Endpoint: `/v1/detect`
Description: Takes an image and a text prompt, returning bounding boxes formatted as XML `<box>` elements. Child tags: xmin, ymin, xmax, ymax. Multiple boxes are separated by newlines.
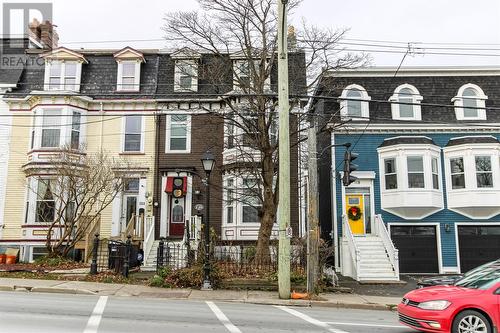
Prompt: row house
<box><xmin>315</xmin><ymin>67</ymin><xmax>500</xmax><ymax>281</ymax></box>
<box><xmin>0</xmin><ymin>27</ymin><xmax>306</xmax><ymax>263</ymax></box>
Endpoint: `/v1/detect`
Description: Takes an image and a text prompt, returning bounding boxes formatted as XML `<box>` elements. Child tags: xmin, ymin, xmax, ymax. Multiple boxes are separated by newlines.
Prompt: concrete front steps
<box><xmin>354</xmin><ymin>236</ymin><xmax>399</xmax><ymax>282</ymax></box>
<box><xmin>142</xmin><ymin>239</ymin><xmax>187</xmax><ymax>271</ymax></box>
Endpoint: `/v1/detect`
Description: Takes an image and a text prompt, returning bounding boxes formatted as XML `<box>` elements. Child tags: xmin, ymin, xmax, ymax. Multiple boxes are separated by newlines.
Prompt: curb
<box><xmin>30</xmin><ymin>287</ymin><xmax>96</xmax><ymax>295</ymax></box>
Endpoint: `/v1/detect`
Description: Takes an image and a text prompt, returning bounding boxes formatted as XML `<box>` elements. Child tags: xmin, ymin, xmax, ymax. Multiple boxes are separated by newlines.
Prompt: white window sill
<box><xmin>165</xmin><ymin>150</ymin><xmax>191</xmax><ymax>154</ymax></box>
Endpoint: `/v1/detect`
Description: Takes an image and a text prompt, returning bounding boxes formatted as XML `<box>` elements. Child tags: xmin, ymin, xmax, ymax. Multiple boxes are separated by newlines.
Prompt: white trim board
<box><xmin>387</xmin><ymin>222</ymin><xmax>444</xmax><ymax>274</ymax></box>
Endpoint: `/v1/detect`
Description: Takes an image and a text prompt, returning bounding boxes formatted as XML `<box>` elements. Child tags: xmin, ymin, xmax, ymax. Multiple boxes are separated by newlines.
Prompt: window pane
<box><xmin>171</xmin><ymin>124</ymin><xmax>187</xmax><ymax>137</ymax></box>
<box><xmin>37</xmin><ymin>180</ymin><xmax>52</xmax><ymax>199</ymax></box>
<box><xmin>385</xmin><ymin>174</ymin><xmax>397</xmax><ymax>189</ymax></box>
<box><xmin>463</xmin><ymin>98</ymin><xmax>478</xmax><ymax>118</ymax></box>
<box><xmin>475</xmin><ymin>156</ymin><xmax>491</xmax><ymax>171</ymax></box>
<box><xmin>179</xmin><ymin>76</ymin><xmax>192</xmax><ymax>89</ymax></box>
<box><xmin>452</xmin><ymin>174</ymin><xmax>465</xmax><ymax>189</ymax></box>
<box><xmin>36</xmin><ymin>200</ymin><xmax>55</xmax><ymax>222</ymax></box>
<box><xmin>477</xmin><ymin>173</ymin><xmax>493</xmax><ymax>188</ymax></box>
<box><xmin>125</xmin><ymin>116</ymin><xmax>141</xmax><ymax>133</ymax></box>
<box><xmin>72</xmin><ymin>112</ymin><xmax>81</xmax><ymax>131</ymax></box>
<box><xmin>170</xmin><ymin>138</ymin><xmax>187</xmax><ymax>150</ymax></box>
<box><xmin>347</xmin><ymin>100</ymin><xmax>362</xmax><ymax>117</ymax></box>
<box><xmin>64</xmin><ymin>62</ymin><xmax>77</xmax><ymax>77</ymax></box>
<box><xmin>71</xmin><ymin>130</ymin><xmax>80</xmax><ymax>149</ymax></box>
<box><xmin>121</xmin><ymin>77</ymin><xmax>135</xmax><ymax>89</ymax></box>
<box><xmin>64</xmin><ymin>77</ymin><xmax>76</xmax><ymax>90</ymax></box>
<box><xmin>408</xmin><ymin>174</ymin><xmax>425</xmax><ymax>188</ymax></box>
<box><xmin>384</xmin><ymin>159</ymin><xmax>396</xmax><ymax>174</ymax></box>
<box><xmin>242</xmin><ymin>206</ymin><xmax>259</xmax><ymax>223</ymax></box>
<box><xmin>432</xmin><ymin>158</ymin><xmax>438</xmax><ymax>173</ymax></box>
<box><xmin>43</xmin><ymin>111</ymin><xmax>61</xmax><ymax>127</ymax></box>
<box><xmin>41</xmin><ymin>129</ymin><xmax>60</xmax><ymax>147</ymax></box>
<box><xmin>172</xmin><ymin>115</ymin><xmax>187</xmax><ymax>122</ymax></box>
<box><xmin>124</xmin><ymin>134</ymin><xmax>141</xmax><ymax>151</ymax></box>
<box><xmin>450</xmin><ymin>158</ymin><xmax>464</xmax><ymax>173</ymax></box>
<box><xmin>122</xmin><ymin>62</ymin><xmax>136</xmax><ymax>76</ymax></box>
<box><xmin>124</xmin><ymin>179</ymin><xmax>140</xmax><ymax>192</ymax></box>
<box><xmin>49</xmin><ymin>77</ymin><xmax>60</xmax><ymax>90</ymax></box>
<box><xmin>50</xmin><ymin>62</ymin><xmax>61</xmax><ymax>76</ymax></box>
<box><xmin>432</xmin><ymin>174</ymin><xmax>439</xmax><ymax>190</ymax></box>
<box><xmin>463</xmin><ymin>88</ymin><xmax>477</xmax><ymax>97</ymax></box>
<box><xmin>226</xmin><ymin>206</ymin><xmax>233</xmax><ymax>224</ymax></box>
<box><xmin>399</xmin><ymin>97</ymin><xmax>414</xmax><ymax>118</ymax></box>
<box><xmin>407</xmin><ymin>156</ymin><xmax>423</xmax><ymax>172</ymax></box>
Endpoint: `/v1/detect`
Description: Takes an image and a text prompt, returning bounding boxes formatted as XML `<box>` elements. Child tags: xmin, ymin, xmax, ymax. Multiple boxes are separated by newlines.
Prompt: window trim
<box><xmin>122</xmin><ymin>114</ymin><xmax>145</xmax><ymax>153</ymax></box>
<box><xmin>165</xmin><ymin>114</ymin><xmax>191</xmax><ymax>154</ymax></box>
<box><xmin>389</xmin><ymin>84</ymin><xmax>423</xmax><ymax>121</ymax></box>
<box><xmin>383</xmin><ymin>157</ymin><xmax>398</xmax><ymax>190</ymax></box>
<box><xmin>340</xmin><ymin>84</ymin><xmax>371</xmax><ymax>121</ymax></box>
<box><xmin>452</xmin><ymin>83</ymin><xmax>488</xmax><ymax>121</ymax></box>
<box><xmin>43</xmin><ymin>60</ymin><xmax>82</xmax><ymax>92</ymax></box>
<box><xmin>116</xmin><ymin>60</ymin><xmax>141</xmax><ymax>92</ymax></box>
<box><xmin>475</xmin><ymin>155</ymin><xmax>493</xmax><ymax>188</ymax></box>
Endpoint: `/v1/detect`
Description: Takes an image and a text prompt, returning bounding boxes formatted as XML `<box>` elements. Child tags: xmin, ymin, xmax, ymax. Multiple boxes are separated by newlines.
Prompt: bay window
<box><xmin>407</xmin><ymin>156</ymin><xmax>425</xmax><ymax>188</ymax></box>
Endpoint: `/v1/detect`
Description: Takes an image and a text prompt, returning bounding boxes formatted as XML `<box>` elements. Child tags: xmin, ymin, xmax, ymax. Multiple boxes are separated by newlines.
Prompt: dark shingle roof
<box><xmin>0</xmin><ymin>69</ymin><xmax>22</xmax><ymax>85</ymax></box>
<box><xmin>379</xmin><ymin>136</ymin><xmax>436</xmax><ymax>148</ymax></box>
<box><xmin>445</xmin><ymin>136</ymin><xmax>500</xmax><ymax>147</ymax></box>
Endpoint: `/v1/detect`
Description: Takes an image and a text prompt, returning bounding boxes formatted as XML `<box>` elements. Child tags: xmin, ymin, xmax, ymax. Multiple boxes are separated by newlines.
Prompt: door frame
<box><xmin>160</xmin><ymin>172</ymin><xmax>192</xmax><ymax>238</ymax></box>
<box><xmin>340</xmin><ymin>172</ymin><xmax>376</xmax><ymax>235</ymax></box>
<box><xmin>455</xmin><ymin>222</ymin><xmax>500</xmax><ymax>274</ymax></box>
<box><xmin>388</xmin><ymin>222</ymin><xmax>444</xmax><ymax>274</ymax></box>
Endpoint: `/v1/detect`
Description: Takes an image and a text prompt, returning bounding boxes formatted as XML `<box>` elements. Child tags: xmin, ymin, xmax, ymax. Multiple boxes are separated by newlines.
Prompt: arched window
<box><xmin>340</xmin><ymin>84</ymin><xmax>371</xmax><ymax>120</ymax></box>
<box><xmin>389</xmin><ymin>84</ymin><xmax>423</xmax><ymax>120</ymax></box>
<box><xmin>452</xmin><ymin>84</ymin><xmax>487</xmax><ymax>120</ymax></box>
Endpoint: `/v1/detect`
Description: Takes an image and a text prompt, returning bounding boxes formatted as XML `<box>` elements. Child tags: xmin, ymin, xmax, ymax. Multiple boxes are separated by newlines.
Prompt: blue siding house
<box><xmin>315</xmin><ymin>67</ymin><xmax>500</xmax><ymax>281</ymax></box>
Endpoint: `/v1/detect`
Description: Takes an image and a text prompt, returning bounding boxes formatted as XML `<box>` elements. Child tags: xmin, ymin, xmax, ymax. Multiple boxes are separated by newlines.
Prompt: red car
<box><xmin>398</xmin><ymin>266</ymin><xmax>500</xmax><ymax>333</ymax></box>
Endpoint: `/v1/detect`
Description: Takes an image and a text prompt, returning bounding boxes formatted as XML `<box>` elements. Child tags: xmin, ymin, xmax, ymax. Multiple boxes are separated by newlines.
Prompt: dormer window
<box><xmin>340</xmin><ymin>84</ymin><xmax>371</xmax><ymax>120</ymax></box>
<box><xmin>42</xmin><ymin>47</ymin><xmax>86</xmax><ymax>92</ymax></box>
<box><xmin>174</xmin><ymin>60</ymin><xmax>198</xmax><ymax>92</ymax></box>
<box><xmin>231</xmin><ymin>55</ymin><xmax>270</xmax><ymax>91</ymax></box>
<box><xmin>113</xmin><ymin>47</ymin><xmax>145</xmax><ymax>92</ymax></box>
<box><xmin>452</xmin><ymin>84</ymin><xmax>487</xmax><ymax>120</ymax></box>
<box><xmin>389</xmin><ymin>84</ymin><xmax>423</xmax><ymax>120</ymax></box>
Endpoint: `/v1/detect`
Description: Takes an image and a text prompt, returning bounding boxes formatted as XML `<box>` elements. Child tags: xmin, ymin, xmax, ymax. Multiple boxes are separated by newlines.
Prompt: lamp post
<box><xmin>201</xmin><ymin>150</ymin><xmax>215</xmax><ymax>290</ymax></box>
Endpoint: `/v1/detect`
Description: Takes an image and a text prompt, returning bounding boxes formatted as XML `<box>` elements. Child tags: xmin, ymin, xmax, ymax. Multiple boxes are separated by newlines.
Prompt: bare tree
<box><xmin>28</xmin><ymin>148</ymin><xmax>133</xmax><ymax>257</ymax></box>
<box><xmin>163</xmin><ymin>0</ymin><xmax>368</xmax><ymax>262</ymax></box>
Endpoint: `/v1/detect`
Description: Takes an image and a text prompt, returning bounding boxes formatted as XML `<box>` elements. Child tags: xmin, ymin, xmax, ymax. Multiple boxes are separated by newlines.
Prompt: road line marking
<box><xmin>275</xmin><ymin>306</ymin><xmax>349</xmax><ymax>333</ymax></box>
<box><xmin>83</xmin><ymin>296</ymin><xmax>108</xmax><ymax>333</ymax></box>
<box><xmin>206</xmin><ymin>301</ymin><xmax>242</xmax><ymax>333</ymax></box>
<box><xmin>325</xmin><ymin>321</ymin><xmax>405</xmax><ymax>329</ymax></box>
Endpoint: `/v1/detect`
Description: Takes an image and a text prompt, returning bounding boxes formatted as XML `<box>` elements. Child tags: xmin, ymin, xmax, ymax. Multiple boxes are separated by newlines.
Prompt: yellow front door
<box><xmin>346</xmin><ymin>195</ymin><xmax>365</xmax><ymax>235</ymax></box>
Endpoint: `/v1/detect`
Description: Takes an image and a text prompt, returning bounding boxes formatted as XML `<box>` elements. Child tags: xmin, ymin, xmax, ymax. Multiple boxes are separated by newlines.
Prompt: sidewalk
<box><xmin>0</xmin><ymin>277</ymin><xmax>401</xmax><ymax>311</ymax></box>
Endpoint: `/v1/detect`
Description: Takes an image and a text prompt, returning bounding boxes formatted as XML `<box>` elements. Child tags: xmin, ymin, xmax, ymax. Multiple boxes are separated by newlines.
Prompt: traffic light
<box><xmin>172</xmin><ymin>177</ymin><xmax>185</xmax><ymax>198</ymax></box>
<box><xmin>342</xmin><ymin>150</ymin><xmax>358</xmax><ymax>186</ymax></box>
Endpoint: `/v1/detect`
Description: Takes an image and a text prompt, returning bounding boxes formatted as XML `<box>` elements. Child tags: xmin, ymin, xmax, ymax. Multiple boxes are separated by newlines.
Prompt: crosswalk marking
<box><xmin>206</xmin><ymin>301</ymin><xmax>242</xmax><ymax>333</ymax></box>
<box><xmin>275</xmin><ymin>306</ymin><xmax>350</xmax><ymax>333</ymax></box>
<box><xmin>83</xmin><ymin>296</ymin><xmax>108</xmax><ymax>333</ymax></box>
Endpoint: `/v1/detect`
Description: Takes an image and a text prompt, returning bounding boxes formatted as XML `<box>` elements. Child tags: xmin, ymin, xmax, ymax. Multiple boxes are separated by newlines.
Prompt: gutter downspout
<box><xmin>99</xmin><ymin>102</ymin><xmax>104</xmax><ymax>152</ymax></box>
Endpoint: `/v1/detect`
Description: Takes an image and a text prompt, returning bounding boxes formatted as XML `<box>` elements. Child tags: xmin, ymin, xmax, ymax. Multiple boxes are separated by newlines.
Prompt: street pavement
<box><xmin>0</xmin><ymin>291</ymin><xmax>414</xmax><ymax>333</ymax></box>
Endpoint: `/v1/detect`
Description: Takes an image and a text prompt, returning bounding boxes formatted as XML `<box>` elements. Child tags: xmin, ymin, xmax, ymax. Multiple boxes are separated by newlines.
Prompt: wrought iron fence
<box><xmin>156</xmin><ymin>240</ymin><xmax>307</xmax><ymax>277</ymax></box>
<box><xmin>90</xmin><ymin>234</ymin><xmax>139</xmax><ymax>277</ymax></box>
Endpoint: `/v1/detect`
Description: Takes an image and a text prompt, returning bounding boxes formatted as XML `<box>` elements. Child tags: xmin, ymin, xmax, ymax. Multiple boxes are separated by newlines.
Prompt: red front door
<box><xmin>169</xmin><ymin>196</ymin><xmax>185</xmax><ymax>237</ymax></box>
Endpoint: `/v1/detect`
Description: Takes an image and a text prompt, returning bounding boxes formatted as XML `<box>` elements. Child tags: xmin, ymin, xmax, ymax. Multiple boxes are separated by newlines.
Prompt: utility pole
<box><xmin>306</xmin><ymin>122</ymin><xmax>319</xmax><ymax>295</ymax></box>
<box><xmin>277</xmin><ymin>0</ymin><xmax>291</xmax><ymax>299</ymax></box>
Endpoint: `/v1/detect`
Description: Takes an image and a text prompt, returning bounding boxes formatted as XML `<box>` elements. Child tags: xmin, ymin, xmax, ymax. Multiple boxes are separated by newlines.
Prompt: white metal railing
<box><xmin>186</xmin><ymin>216</ymin><xmax>202</xmax><ymax>244</ymax></box>
<box><xmin>342</xmin><ymin>215</ymin><xmax>360</xmax><ymax>280</ymax></box>
<box><xmin>374</xmin><ymin>214</ymin><xmax>399</xmax><ymax>277</ymax></box>
<box><xmin>142</xmin><ymin>216</ymin><xmax>155</xmax><ymax>265</ymax></box>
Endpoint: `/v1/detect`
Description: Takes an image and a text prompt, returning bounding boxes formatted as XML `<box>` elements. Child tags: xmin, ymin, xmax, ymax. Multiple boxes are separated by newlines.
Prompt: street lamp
<box><xmin>201</xmin><ymin>150</ymin><xmax>215</xmax><ymax>290</ymax></box>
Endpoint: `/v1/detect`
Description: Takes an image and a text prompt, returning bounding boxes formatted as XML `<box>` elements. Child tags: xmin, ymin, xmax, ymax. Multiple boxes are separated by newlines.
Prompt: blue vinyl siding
<box><xmin>334</xmin><ymin>132</ymin><xmax>500</xmax><ymax>268</ymax></box>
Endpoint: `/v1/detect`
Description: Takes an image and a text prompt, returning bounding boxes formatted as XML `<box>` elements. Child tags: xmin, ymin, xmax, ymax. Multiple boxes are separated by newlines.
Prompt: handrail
<box><xmin>142</xmin><ymin>216</ymin><xmax>155</xmax><ymax>265</ymax></box>
<box><xmin>374</xmin><ymin>214</ymin><xmax>399</xmax><ymax>277</ymax></box>
<box><xmin>342</xmin><ymin>215</ymin><xmax>360</xmax><ymax>280</ymax></box>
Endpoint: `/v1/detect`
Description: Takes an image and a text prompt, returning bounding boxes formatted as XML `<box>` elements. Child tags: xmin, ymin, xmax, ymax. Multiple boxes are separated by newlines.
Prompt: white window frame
<box><xmin>122</xmin><ymin>114</ymin><xmax>145</xmax><ymax>153</ymax></box>
<box><xmin>389</xmin><ymin>84</ymin><xmax>423</xmax><ymax>121</ymax></box>
<box><xmin>31</xmin><ymin>107</ymin><xmax>87</xmax><ymax>151</ymax></box>
<box><xmin>116</xmin><ymin>60</ymin><xmax>141</xmax><ymax>91</ymax></box>
<box><xmin>475</xmin><ymin>155</ymin><xmax>493</xmax><ymax>188</ymax></box>
<box><xmin>407</xmin><ymin>155</ymin><xmax>425</xmax><ymax>189</ymax></box>
<box><xmin>444</xmin><ymin>141</ymin><xmax>500</xmax><ymax>191</ymax></box>
<box><xmin>25</xmin><ymin>177</ymin><xmax>56</xmax><ymax>224</ymax></box>
<box><xmin>383</xmin><ymin>157</ymin><xmax>398</xmax><ymax>190</ymax></box>
<box><xmin>340</xmin><ymin>84</ymin><xmax>371</xmax><ymax>121</ymax></box>
<box><xmin>165</xmin><ymin>114</ymin><xmax>191</xmax><ymax>153</ymax></box>
<box><xmin>43</xmin><ymin>60</ymin><xmax>82</xmax><ymax>92</ymax></box>
<box><xmin>174</xmin><ymin>59</ymin><xmax>198</xmax><ymax>92</ymax></box>
<box><xmin>452</xmin><ymin>83</ymin><xmax>488</xmax><ymax>120</ymax></box>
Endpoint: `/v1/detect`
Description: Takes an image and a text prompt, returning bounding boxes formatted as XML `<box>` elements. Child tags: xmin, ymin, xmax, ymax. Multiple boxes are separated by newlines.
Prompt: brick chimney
<box><xmin>28</xmin><ymin>18</ymin><xmax>59</xmax><ymax>49</ymax></box>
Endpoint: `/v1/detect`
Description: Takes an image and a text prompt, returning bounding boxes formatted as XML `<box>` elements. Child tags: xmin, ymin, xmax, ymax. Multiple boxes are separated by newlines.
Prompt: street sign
<box><xmin>194</xmin><ymin>204</ymin><xmax>204</xmax><ymax>211</ymax></box>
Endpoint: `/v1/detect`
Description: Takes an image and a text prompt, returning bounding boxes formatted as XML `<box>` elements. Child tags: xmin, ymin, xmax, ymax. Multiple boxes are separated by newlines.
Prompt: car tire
<box><xmin>452</xmin><ymin>310</ymin><xmax>491</xmax><ymax>333</ymax></box>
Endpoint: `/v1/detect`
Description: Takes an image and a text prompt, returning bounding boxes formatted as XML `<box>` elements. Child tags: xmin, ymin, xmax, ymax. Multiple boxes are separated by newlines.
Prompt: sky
<box><xmin>2</xmin><ymin>0</ymin><xmax>500</xmax><ymax>67</ymax></box>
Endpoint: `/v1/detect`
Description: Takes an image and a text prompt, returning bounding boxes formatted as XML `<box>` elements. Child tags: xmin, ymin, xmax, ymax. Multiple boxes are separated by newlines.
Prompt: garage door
<box><xmin>390</xmin><ymin>225</ymin><xmax>439</xmax><ymax>273</ymax></box>
<box><xmin>458</xmin><ymin>225</ymin><xmax>500</xmax><ymax>273</ymax></box>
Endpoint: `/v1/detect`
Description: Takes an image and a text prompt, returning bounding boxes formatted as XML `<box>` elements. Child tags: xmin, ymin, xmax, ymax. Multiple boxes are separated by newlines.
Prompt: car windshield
<box><xmin>455</xmin><ymin>266</ymin><xmax>500</xmax><ymax>289</ymax></box>
<box><xmin>464</xmin><ymin>260</ymin><xmax>500</xmax><ymax>277</ymax></box>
